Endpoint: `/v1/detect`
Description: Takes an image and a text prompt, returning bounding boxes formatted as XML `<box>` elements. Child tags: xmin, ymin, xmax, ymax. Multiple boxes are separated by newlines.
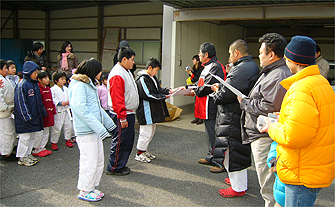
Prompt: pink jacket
<box><xmin>97</xmin><ymin>84</ymin><xmax>108</xmax><ymax>110</ymax></box>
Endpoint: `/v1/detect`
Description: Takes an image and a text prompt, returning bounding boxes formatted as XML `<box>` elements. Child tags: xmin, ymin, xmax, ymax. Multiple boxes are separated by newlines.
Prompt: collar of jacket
<box><xmin>280</xmin><ymin>64</ymin><xmax>319</xmax><ymax>90</ymax></box>
<box><xmin>33</xmin><ymin>52</ymin><xmax>42</xmax><ymax>58</ymax></box>
<box><xmin>201</xmin><ymin>56</ymin><xmax>218</xmax><ymax>67</ymax></box>
<box><xmin>260</xmin><ymin>58</ymin><xmax>286</xmax><ymax>75</ymax></box>
<box><xmin>234</xmin><ymin>55</ymin><xmax>253</xmax><ymax>66</ymax></box>
<box><xmin>71</xmin><ymin>74</ymin><xmax>98</xmax><ymax>89</ymax></box>
<box><xmin>316</xmin><ymin>55</ymin><xmax>323</xmax><ymax>62</ymax></box>
<box><xmin>23</xmin><ymin>74</ymin><xmax>38</xmax><ymax>83</ymax></box>
<box><xmin>71</xmin><ymin>74</ymin><xmax>90</xmax><ymax>83</ymax></box>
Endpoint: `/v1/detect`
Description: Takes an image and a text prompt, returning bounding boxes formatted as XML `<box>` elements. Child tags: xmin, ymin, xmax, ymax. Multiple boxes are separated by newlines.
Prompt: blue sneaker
<box><xmin>78</xmin><ymin>190</ymin><xmax>102</xmax><ymax>202</ymax></box>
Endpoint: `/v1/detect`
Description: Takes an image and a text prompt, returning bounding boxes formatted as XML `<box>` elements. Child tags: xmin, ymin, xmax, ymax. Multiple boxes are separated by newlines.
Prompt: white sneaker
<box><xmin>93</xmin><ymin>188</ymin><xmax>104</xmax><ymax>198</ymax></box>
<box><xmin>145</xmin><ymin>151</ymin><xmax>156</xmax><ymax>160</ymax></box>
<box><xmin>78</xmin><ymin>190</ymin><xmax>102</xmax><ymax>202</ymax></box>
<box><xmin>28</xmin><ymin>154</ymin><xmax>39</xmax><ymax>163</ymax></box>
<box><xmin>18</xmin><ymin>157</ymin><xmax>36</xmax><ymax>166</ymax></box>
<box><xmin>135</xmin><ymin>153</ymin><xmax>151</xmax><ymax>163</ymax></box>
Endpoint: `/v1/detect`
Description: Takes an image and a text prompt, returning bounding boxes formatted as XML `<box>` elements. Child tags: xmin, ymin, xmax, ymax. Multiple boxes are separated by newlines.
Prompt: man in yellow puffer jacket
<box><xmin>263</xmin><ymin>36</ymin><xmax>335</xmax><ymax>206</ymax></box>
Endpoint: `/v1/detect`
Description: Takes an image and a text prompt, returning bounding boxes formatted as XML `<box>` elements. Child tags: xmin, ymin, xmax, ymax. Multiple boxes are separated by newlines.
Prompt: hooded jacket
<box><xmin>240</xmin><ymin>59</ymin><xmax>292</xmax><ymax>144</ymax></box>
<box><xmin>14</xmin><ymin>61</ymin><xmax>47</xmax><ymax>133</ymax></box>
<box><xmin>38</xmin><ymin>83</ymin><xmax>56</xmax><ymax>127</ymax></box>
<box><xmin>69</xmin><ymin>74</ymin><xmax>116</xmax><ymax>140</ymax></box>
<box><xmin>212</xmin><ymin>55</ymin><xmax>260</xmax><ymax>171</ymax></box>
<box><xmin>268</xmin><ymin>65</ymin><xmax>335</xmax><ymax>188</ymax></box>
<box><xmin>135</xmin><ymin>70</ymin><xmax>170</xmax><ymax>125</ymax></box>
<box><xmin>0</xmin><ymin>74</ymin><xmax>15</xmax><ymax>119</ymax></box>
<box><xmin>194</xmin><ymin>56</ymin><xmax>226</xmax><ymax>120</ymax></box>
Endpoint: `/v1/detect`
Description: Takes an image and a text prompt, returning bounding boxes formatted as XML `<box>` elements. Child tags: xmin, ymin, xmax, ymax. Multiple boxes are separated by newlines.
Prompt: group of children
<box><xmin>1</xmin><ymin>45</ymin><xmax>171</xmax><ymax>202</ymax></box>
<box><xmin>0</xmin><ymin>59</ymin><xmax>75</xmax><ymax>166</ymax></box>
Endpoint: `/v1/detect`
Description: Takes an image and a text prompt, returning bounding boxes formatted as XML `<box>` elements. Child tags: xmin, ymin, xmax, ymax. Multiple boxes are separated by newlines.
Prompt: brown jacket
<box><xmin>57</xmin><ymin>53</ymin><xmax>78</xmax><ymax>74</ymax></box>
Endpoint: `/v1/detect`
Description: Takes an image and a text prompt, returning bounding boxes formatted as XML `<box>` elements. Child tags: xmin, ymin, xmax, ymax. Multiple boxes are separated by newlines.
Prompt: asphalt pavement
<box><xmin>1</xmin><ymin>108</ymin><xmax>334</xmax><ymax>206</ymax></box>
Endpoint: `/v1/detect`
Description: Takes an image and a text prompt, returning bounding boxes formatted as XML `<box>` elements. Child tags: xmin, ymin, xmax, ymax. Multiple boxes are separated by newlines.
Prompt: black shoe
<box><xmin>0</xmin><ymin>153</ymin><xmax>18</xmax><ymax>162</ymax></box>
<box><xmin>106</xmin><ymin>166</ymin><xmax>130</xmax><ymax>176</ymax></box>
<box><xmin>191</xmin><ymin>118</ymin><xmax>199</xmax><ymax>124</ymax></box>
<box><xmin>196</xmin><ymin>119</ymin><xmax>203</xmax><ymax>125</ymax></box>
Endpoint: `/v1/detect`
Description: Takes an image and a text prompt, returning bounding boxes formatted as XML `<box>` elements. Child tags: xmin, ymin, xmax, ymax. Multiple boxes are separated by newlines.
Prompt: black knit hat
<box><xmin>284</xmin><ymin>35</ymin><xmax>316</xmax><ymax>66</ymax></box>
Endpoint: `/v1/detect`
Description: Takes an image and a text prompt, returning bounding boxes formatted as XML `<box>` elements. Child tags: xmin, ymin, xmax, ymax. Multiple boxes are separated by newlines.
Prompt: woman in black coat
<box><xmin>185</xmin><ymin>55</ymin><xmax>204</xmax><ymax>124</ymax></box>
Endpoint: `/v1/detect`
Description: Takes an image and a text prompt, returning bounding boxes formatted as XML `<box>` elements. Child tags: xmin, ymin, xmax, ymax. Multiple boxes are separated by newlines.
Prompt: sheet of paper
<box><xmin>209</xmin><ymin>72</ymin><xmax>247</xmax><ymax>98</ymax></box>
<box><xmin>171</xmin><ymin>88</ymin><xmax>194</xmax><ymax>96</ymax></box>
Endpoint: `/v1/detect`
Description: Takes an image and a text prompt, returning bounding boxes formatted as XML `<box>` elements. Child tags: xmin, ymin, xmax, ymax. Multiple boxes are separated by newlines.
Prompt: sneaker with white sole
<box><xmin>135</xmin><ymin>153</ymin><xmax>151</xmax><ymax>163</ymax></box>
<box><xmin>93</xmin><ymin>188</ymin><xmax>104</xmax><ymax>198</ymax></box>
<box><xmin>28</xmin><ymin>154</ymin><xmax>39</xmax><ymax>163</ymax></box>
<box><xmin>18</xmin><ymin>157</ymin><xmax>36</xmax><ymax>166</ymax></box>
<box><xmin>78</xmin><ymin>190</ymin><xmax>101</xmax><ymax>202</ymax></box>
<box><xmin>145</xmin><ymin>151</ymin><xmax>156</xmax><ymax>160</ymax></box>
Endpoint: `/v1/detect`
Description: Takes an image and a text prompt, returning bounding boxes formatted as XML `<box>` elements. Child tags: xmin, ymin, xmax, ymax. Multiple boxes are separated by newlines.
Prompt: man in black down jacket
<box><xmin>212</xmin><ymin>39</ymin><xmax>260</xmax><ymax>197</ymax></box>
<box><xmin>238</xmin><ymin>33</ymin><xmax>292</xmax><ymax>206</ymax></box>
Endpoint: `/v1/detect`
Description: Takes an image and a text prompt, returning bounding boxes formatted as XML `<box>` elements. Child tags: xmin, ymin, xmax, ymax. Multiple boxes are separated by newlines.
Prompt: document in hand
<box><xmin>171</xmin><ymin>85</ymin><xmax>196</xmax><ymax>96</ymax></box>
<box><xmin>208</xmin><ymin>72</ymin><xmax>247</xmax><ymax>98</ymax></box>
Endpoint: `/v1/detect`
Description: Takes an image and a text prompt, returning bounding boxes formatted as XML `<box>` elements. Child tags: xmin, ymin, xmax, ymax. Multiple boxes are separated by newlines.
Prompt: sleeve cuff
<box><xmin>107</xmin><ymin>124</ymin><xmax>116</xmax><ymax>133</ymax></box>
<box><xmin>100</xmin><ymin>131</ymin><xmax>110</xmax><ymax>140</ymax></box>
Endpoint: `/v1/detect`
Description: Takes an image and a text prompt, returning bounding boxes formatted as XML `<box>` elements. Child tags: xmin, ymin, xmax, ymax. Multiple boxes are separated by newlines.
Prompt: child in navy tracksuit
<box><xmin>135</xmin><ymin>58</ymin><xmax>171</xmax><ymax>163</ymax></box>
<box><xmin>14</xmin><ymin>61</ymin><xmax>47</xmax><ymax>166</ymax></box>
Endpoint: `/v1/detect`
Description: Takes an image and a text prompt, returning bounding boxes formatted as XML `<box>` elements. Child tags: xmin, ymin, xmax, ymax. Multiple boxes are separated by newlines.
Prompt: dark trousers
<box><xmin>204</xmin><ymin>118</ymin><xmax>216</xmax><ymax>162</ymax></box>
<box><xmin>107</xmin><ymin>114</ymin><xmax>135</xmax><ymax>172</ymax></box>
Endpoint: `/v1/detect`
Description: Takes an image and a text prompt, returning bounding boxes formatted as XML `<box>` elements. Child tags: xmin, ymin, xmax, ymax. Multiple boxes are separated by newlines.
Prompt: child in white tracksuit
<box><xmin>50</xmin><ymin>72</ymin><xmax>73</xmax><ymax>150</ymax></box>
<box><xmin>69</xmin><ymin>58</ymin><xmax>115</xmax><ymax>202</ymax></box>
<box><xmin>0</xmin><ymin>59</ymin><xmax>16</xmax><ymax>161</ymax></box>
